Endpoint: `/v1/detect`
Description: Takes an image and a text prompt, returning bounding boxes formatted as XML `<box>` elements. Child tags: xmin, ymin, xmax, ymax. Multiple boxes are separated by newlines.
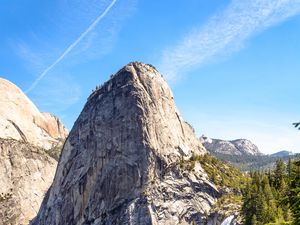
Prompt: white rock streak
<box><xmin>221</xmin><ymin>215</ymin><xmax>235</xmax><ymax>225</ymax></box>
<box><xmin>26</xmin><ymin>0</ymin><xmax>118</xmax><ymax>93</ymax></box>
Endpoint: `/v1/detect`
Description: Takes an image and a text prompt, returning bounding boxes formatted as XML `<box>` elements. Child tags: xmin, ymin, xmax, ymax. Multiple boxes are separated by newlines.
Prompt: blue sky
<box><xmin>1</xmin><ymin>0</ymin><xmax>300</xmax><ymax>154</ymax></box>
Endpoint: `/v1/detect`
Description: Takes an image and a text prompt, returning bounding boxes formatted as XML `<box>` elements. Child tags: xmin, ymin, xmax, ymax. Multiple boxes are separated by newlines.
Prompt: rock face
<box><xmin>200</xmin><ymin>135</ymin><xmax>262</xmax><ymax>156</ymax></box>
<box><xmin>32</xmin><ymin>62</ymin><xmax>222</xmax><ymax>225</ymax></box>
<box><xmin>0</xmin><ymin>138</ymin><xmax>57</xmax><ymax>225</ymax></box>
<box><xmin>0</xmin><ymin>78</ymin><xmax>68</xmax><ymax>225</ymax></box>
<box><xmin>0</xmin><ymin>78</ymin><xmax>68</xmax><ymax>150</ymax></box>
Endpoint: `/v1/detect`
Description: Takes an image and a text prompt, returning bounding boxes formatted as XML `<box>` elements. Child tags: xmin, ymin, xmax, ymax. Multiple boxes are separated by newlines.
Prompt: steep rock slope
<box><xmin>0</xmin><ymin>139</ymin><xmax>57</xmax><ymax>225</ymax></box>
<box><xmin>0</xmin><ymin>78</ymin><xmax>68</xmax><ymax>150</ymax></box>
<box><xmin>0</xmin><ymin>78</ymin><xmax>68</xmax><ymax>225</ymax></box>
<box><xmin>200</xmin><ymin>135</ymin><xmax>262</xmax><ymax>156</ymax></box>
<box><xmin>32</xmin><ymin>62</ymin><xmax>223</xmax><ymax>225</ymax></box>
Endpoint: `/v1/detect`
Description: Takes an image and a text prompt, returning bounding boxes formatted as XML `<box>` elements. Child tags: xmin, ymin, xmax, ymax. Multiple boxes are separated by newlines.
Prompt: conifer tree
<box><xmin>287</xmin><ymin>158</ymin><xmax>293</xmax><ymax>179</ymax></box>
<box><xmin>261</xmin><ymin>175</ymin><xmax>277</xmax><ymax>222</ymax></box>
<box><xmin>289</xmin><ymin>160</ymin><xmax>300</xmax><ymax>225</ymax></box>
<box><xmin>251</xmin><ymin>215</ymin><xmax>257</xmax><ymax>225</ymax></box>
<box><xmin>274</xmin><ymin>159</ymin><xmax>286</xmax><ymax>193</ymax></box>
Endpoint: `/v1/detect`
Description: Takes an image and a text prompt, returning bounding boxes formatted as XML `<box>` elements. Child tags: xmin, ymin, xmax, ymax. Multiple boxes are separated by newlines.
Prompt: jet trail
<box><xmin>26</xmin><ymin>0</ymin><xmax>118</xmax><ymax>93</ymax></box>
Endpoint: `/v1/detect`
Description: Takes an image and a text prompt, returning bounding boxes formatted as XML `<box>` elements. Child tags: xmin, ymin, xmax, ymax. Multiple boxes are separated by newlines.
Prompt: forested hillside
<box><xmin>241</xmin><ymin>158</ymin><xmax>300</xmax><ymax>225</ymax></box>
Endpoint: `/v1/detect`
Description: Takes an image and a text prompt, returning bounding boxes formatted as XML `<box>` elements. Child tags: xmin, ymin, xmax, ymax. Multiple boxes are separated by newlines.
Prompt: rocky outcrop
<box><xmin>207</xmin><ymin>203</ymin><xmax>241</xmax><ymax>225</ymax></box>
<box><xmin>200</xmin><ymin>135</ymin><xmax>262</xmax><ymax>156</ymax></box>
<box><xmin>32</xmin><ymin>62</ymin><xmax>223</xmax><ymax>225</ymax></box>
<box><xmin>0</xmin><ymin>78</ymin><xmax>68</xmax><ymax>225</ymax></box>
<box><xmin>0</xmin><ymin>78</ymin><xmax>68</xmax><ymax>150</ymax></box>
<box><xmin>0</xmin><ymin>138</ymin><xmax>57</xmax><ymax>225</ymax></box>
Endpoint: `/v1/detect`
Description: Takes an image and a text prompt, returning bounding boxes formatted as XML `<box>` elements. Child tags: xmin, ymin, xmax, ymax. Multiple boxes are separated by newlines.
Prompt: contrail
<box><xmin>26</xmin><ymin>0</ymin><xmax>118</xmax><ymax>93</ymax></box>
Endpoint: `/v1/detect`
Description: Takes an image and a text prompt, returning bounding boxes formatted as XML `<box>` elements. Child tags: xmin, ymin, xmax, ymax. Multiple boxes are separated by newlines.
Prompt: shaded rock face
<box><xmin>0</xmin><ymin>78</ymin><xmax>68</xmax><ymax>150</ymax></box>
<box><xmin>32</xmin><ymin>62</ymin><xmax>220</xmax><ymax>225</ymax></box>
<box><xmin>0</xmin><ymin>138</ymin><xmax>57</xmax><ymax>225</ymax></box>
<box><xmin>200</xmin><ymin>135</ymin><xmax>261</xmax><ymax>156</ymax></box>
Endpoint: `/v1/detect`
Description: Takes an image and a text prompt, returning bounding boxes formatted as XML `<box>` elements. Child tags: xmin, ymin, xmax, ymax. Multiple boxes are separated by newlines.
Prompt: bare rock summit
<box><xmin>32</xmin><ymin>62</ymin><xmax>222</xmax><ymax>225</ymax></box>
<box><xmin>200</xmin><ymin>135</ymin><xmax>262</xmax><ymax>156</ymax></box>
<box><xmin>0</xmin><ymin>78</ymin><xmax>68</xmax><ymax>150</ymax></box>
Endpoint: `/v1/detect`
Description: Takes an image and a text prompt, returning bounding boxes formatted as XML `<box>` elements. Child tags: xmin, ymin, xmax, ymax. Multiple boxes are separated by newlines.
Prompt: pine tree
<box><xmin>255</xmin><ymin>187</ymin><xmax>267</xmax><ymax>224</ymax></box>
<box><xmin>289</xmin><ymin>122</ymin><xmax>300</xmax><ymax>223</ymax></box>
<box><xmin>261</xmin><ymin>175</ymin><xmax>276</xmax><ymax>222</ymax></box>
<box><xmin>293</xmin><ymin>122</ymin><xmax>300</xmax><ymax>129</ymax></box>
<box><xmin>262</xmin><ymin>175</ymin><xmax>273</xmax><ymax>202</ymax></box>
<box><xmin>251</xmin><ymin>214</ymin><xmax>257</xmax><ymax>225</ymax></box>
<box><xmin>274</xmin><ymin>160</ymin><xmax>286</xmax><ymax>189</ymax></box>
<box><xmin>289</xmin><ymin>159</ymin><xmax>300</xmax><ymax>225</ymax></box>
<box><xmin>287</xmin><ymin>158</ymin><xmax>293</xmax><ymax>179</ymax></box>
<box><xmin>267</xmin><ymin>169</ymin><xmax>274</xmax><ymax>187</ymax></box>
<box><xmin>242</xmin><ymin>182</ymin><xmax>253</xmax><ymax>225</ymax></box>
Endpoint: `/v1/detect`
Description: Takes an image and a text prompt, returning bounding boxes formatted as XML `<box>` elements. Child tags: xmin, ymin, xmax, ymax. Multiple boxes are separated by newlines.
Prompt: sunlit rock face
<box><xmin>32</xmin><ymin>62</ymin><xmax>223</xmax><ymax>225</ymax></box>
<box><xmin>200</xmin><ymin>135</ymin><xmax>262</xmax><ymax>156</ymax></box>
<box><xmin>0</xmin><ymin>78</ymin><xmax>68</xmax><ymax>225</ymax></box>
<box><xmin>0</xmin><ymin>78</ymin><xmax>68</xmax><ymax>150</ymax></box>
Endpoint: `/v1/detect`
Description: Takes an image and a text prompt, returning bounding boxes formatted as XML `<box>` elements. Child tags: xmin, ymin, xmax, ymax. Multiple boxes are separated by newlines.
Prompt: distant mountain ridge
<box><xmin>200</xmin><ymin>135</ymin><xmax>262</xmax><ymax>156</ymax></box>
<box><xmin>200</xmin><ymin>135</ymin><xmax>298</xmax><ymax>171</ymax></box>
<box><xmin>270</xmin><ymin>150</ymin><xmax>294</xmax><ymax>157</ymax></box>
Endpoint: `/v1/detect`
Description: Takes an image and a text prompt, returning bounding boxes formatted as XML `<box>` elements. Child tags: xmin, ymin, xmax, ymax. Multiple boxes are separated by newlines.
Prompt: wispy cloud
<box><xmin>25</xmin><ymin>0</ymin><xmax>118</xmax><ymax>93</ymax></box>
<box><xmin>159</xmin><ymin>0</ymin><xmax>300</xmax><ymax>80</ymax></box>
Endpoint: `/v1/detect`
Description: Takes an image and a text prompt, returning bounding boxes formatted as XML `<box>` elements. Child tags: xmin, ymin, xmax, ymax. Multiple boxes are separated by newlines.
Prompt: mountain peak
<box><xmin>0</xmin><ymin>77</ymin><xmax>40</xmax><ymax>114</ymax></box>
<box><xmin>85</xmin><ymin>61</ymin><xmax>204</xmax><ymax>162</ymax></box>
<box><xmin>120</xmin><ymin>61</ymin><xmax>159</xmax><ymax>75</ymax></box>
<box><xmin>89</xmin><ymin>62</ymin><xmax>162</xmax><ymax>100</ymax></box>
<box><xmin>270</xmin><ymin>150</ymin><xmax>294</xmax><ymax>157</ymax></box>
<box><xmin>31</xmin><ymin>63</ymin><xmax>218</xmax><ymax>225</ymax></box>
<box><xmin>0</xmin><ymin>77</ymin><xmax>68</xmax><ymax>149</ymax></box>
<box><xmin>201</xmin><ymin>136</ymin><xmax>262</xmax><ymax>156</ymax></box>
